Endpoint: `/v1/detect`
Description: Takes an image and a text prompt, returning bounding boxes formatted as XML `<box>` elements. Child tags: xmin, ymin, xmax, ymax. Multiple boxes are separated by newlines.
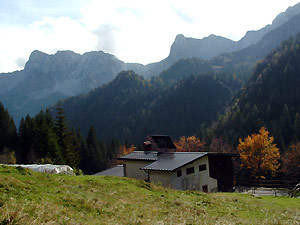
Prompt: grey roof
<box><xmin>141</xmin><ymin>152</ymin><xmax>208</xmax><ymax>171</ymax></box>
<box><xmin>118</xmin><ymin>151</ymin><xmax>158</xmax><ymax>161</ymax></box>
<box><xmin>93</xmin><ymin>165</ymin><xmax>124</xmax><ymax>177</ymax></box>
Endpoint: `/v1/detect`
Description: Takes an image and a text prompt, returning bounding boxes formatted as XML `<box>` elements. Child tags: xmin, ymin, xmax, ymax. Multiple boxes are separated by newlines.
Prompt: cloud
<box><xmin>93</xmin><ymin>24</ymin><xmax>119</xmax><ymax>54</ymax></box>
<box><xmin>1</xmin><ymin>0</ymin><xmax>300</xmax><ymax>72</ymax></box>
<box><xmin>172</xmin><ymin>7</ymin><xmax>194</xmax><ymax>24</ymax></box>
<box><xmin>0</xmin><ymin>16</ymin><xmax>97</xmax><ymax>73</ymax></box>
<box><xmin>15</xmin><ymin>57</ymin><xmax>27</xmax><ymax>69</ymax></box>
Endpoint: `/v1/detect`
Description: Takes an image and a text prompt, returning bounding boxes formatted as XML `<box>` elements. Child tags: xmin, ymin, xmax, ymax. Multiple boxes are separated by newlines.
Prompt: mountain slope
<box><xmin>57</xmin><ymin>70</ymin><xmax>241</xmax><ymax>144</ymax></box>
<box><xmin>214</xmin><ymin>35</ymin><xmax>300</xmax><ymax>150</ymax></box>
<box><xmin>163</xmin><ymin>2</ymin><xmax>300</xmax><ymax>66</ymax></box>
<box><xmin>210</xmin><ymin>12</ymin><xmax>300</xmax><ymax>75</ymax></box>
<box><xmin>237</xmin><ymin>2</ymin><xmax>300</xmax><ymax>49</ymax></box>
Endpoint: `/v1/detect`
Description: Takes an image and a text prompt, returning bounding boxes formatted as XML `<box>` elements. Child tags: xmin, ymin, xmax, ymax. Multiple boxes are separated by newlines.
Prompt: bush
<box><xmin>0</xmin><ymin>148</ymin><xmax>16</xmax><ymax>164</ymax></box>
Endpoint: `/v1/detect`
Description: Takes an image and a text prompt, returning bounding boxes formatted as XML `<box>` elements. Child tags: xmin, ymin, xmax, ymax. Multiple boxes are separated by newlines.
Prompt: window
<box><xmin>199</xmin><ymin>164</ymin><xmax>207</xmax><ymax>172</ymax></box>
<box><xmin>186</xmin><ymin>167</ymin><xmax>195</xmax><ymax>175</ymax></box>
<box><xmin>177</xmin><ymin>170</ymin><xmax>182</xmax><ymax>177</ymax></box>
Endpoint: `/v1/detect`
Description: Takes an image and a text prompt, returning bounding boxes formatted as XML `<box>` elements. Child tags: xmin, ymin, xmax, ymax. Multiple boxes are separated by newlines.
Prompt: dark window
<box><xmin>177</xmin><ymin>170</ymin><xmax>182</xmax><ymax>177</ymax></box>
<box><xmin>186</xmin><ymin>167</ymin><xmax>194</xmax><ymax>175</ymax></box>
<box><xmin>199</xmin><ymin>164</ymin><xmax>207</xmax><ymax>172</ymax></box>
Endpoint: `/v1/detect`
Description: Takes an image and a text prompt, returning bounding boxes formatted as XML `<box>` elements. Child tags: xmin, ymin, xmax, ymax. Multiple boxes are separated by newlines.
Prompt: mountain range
<box><xmin>1</xmin><ymin>2</ymin><xmax>300</xmax><ymax>125</ymax></box>
<box><xmin>55</xmin><ymin>69</ymin><xmax>241</xmax><ymax>143</ymax></box>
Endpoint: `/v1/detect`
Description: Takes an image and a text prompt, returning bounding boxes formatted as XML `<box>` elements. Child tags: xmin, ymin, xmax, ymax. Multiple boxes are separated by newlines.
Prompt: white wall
<box><xmin>148</xmin><ymin>156</ymin><xmax>218</xmax><ymax>192</ymax></box>
<box><xmin>124</xmin><ymin>161</ymin><xmax>150</xmax><ymax>180</ymax></box>
<box><xmin>149</xmin><ymin>171</ymin><xmax>172</xmax><ymax>187</ymax></box>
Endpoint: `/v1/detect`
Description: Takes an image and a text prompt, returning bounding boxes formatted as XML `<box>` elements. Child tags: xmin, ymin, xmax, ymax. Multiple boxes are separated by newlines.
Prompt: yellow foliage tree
<box><xmin>114</xmin><ymin>144</ymin><xmax>135</xmax><ymax>165</ymax></box>
<box><xmin>237</xmin><ymin>127</ymin><xmax>280</xmax><ymax>179</ymax></box>
<box><xmin>118</xmin><ymin>144</ymin><xmax>135</xmax><ymax>157</ymax></box>
<box><xmin>174</xmin><ymin>136</ymin><xmax>205</xmax><ymax>152</ymax></box>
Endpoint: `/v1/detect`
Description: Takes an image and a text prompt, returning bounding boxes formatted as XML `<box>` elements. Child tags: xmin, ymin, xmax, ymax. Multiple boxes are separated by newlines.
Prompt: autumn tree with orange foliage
<box><xmin>174</xmin><ymin>136</ymin><xmax>205</xmax><ymax>152</ymax></box>
<box><xmin>117</xmin><ymin>144</ymin><xmax>135</xmax><ymax>157</ymax></box>
<box><xmin>237</xmin><ymin>127</ymin><xmax>280</xmax><ymax>179</ymax></box>
<box><xmin>114</xmin><ymin>144</ymin><xmax>135</xmax><ymax>165</ymax></box>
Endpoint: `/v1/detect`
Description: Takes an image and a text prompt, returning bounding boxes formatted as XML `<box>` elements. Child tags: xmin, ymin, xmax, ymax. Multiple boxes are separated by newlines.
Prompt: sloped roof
<box><xmin>141</xmin><ymin>152</ymin><xmax>208</xmax><ymax>171</ymax></box>
<box><xmin>93</xmin><ymin>165</ymin><xmax>124</xmax><ymax>177</ymax></box>
<box><xmin>120</xmin><ymin>151</ymin><xmax>237</xmax><ymax>172</ymax></box>
<box><xmin>118</xmin><ymin>151</ymin><xmax>158</xmax><ymax>161</ymax></box>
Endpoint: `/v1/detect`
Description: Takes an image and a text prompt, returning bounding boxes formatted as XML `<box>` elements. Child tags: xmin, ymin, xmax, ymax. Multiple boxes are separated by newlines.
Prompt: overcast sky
<box><xmin>0</xmin><ymin>0</ymin><xmax>299</xmax><ymax>73</ymax></box>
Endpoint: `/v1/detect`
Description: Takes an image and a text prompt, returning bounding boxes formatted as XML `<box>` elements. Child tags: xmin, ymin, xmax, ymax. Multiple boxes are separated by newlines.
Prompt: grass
<box><xmin>0</xmin><ymin>165</ymin><xmax>299</xmax><ymax>224</ymax></box>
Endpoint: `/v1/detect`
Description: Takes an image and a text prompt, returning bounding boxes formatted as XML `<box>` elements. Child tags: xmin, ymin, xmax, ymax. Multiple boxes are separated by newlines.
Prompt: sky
<box><xmin>0</xmin><ymin>0</ymin><xmax>300</xmax><ymax>73</ymax></box>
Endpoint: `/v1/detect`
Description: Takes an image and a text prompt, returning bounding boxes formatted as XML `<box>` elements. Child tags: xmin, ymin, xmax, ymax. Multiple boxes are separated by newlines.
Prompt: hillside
<box><xmin>214</xmin><ymin>35</ymin><xmax>300</xmax><ymax>150</ymax></box>
<box><xmin>57</xmin><ymin>70</ymin><xmax>241</xmax><ymax>143</ymax></box>
<box><xmin>1</xmin><ymin>165</ymin><xmax>299</xmax><ymax>224</ymax></box>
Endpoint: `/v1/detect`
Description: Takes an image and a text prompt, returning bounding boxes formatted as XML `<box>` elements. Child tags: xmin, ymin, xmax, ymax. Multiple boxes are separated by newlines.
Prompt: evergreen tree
<box><xmin>77</xmin><ymin>129</ymin><xmax>89</xmax><ymax>172</ymax></box>
<box><xmin>68</xmin><ymin>128</ymin><xmax>80</xmax><ymax>168</ymax></box>
<box><xmin>109</xmin><ymin>138</ymin><xmax>120</xmax><ymax>161</ymax></box>
<box><xmin>293</xmin><ymin>112</ymin><xmax>300</xmax><ymax>142</ymax></box>
<box><xmin>34</xmin><ymin>110</ymin><xmax>63</xmax><ymax>162</ymax></box>
<box><xmin>0</xmin><ymin>102</ymin><xmax>17</xmax><ymax>153</ymax></box>
<box><xmin>54</xmin><ymin>106</ymin><xmax>78</xmax><ymax>167</ymax></box>
<box><xmin>86</xmin><ymin>126</ymin><xmax>104</xmax><ymax>174</ymax></box>
<box><xmin>99</xmin><ymin>140</ymin><xmax>108</xmax><ymax>169</ymax></box>
<box><xmin>18</xmin><ymin>115</ymin><xmax>36</xmax><ymax>163</ymax></box>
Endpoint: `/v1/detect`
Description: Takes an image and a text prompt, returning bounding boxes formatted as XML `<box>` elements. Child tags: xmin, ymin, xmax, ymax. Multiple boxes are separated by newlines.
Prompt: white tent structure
<box><xmin>5</xmin><ymin>164</ymin><xmax>74</xmax><ymax>175</ymax></box>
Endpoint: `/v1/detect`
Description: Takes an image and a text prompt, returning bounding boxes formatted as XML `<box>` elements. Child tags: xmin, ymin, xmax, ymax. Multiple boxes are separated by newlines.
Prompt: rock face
<box><xmin>1</xmin><ymin>2</ymin><xmax>300</xmax><ymax>124</ymax></box>
<box><xmin>169</xmin><ymin>34</ymin><xmax>236</xmax><ymax>61</ymax></box>
<box><xmin>0</xmin><ymin>50</ymin><xmax>145</xmax><ymax>123</ymax></box>
<box><xmin>168</xmin><ymin>2</ymin><xmax>300</xmax><ymax>61</ymax></box>
<box><xmin>237</xmin><ymin>2</ymin><xmax>300</xmax><ymax>49</ymax></box>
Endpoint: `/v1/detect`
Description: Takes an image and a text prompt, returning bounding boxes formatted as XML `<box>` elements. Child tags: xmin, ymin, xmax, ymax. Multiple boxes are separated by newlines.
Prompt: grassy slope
<box><xmin>0</xmin><ymin>165</ymin><xmax>299</xmax><ymax>224</ymax></box>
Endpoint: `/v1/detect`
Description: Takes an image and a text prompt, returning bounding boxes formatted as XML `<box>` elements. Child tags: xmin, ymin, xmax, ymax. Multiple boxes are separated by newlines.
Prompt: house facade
<box><xmin>119</xmin><ymin>151</ymin><xmax>236</xmax><ymax>192</ymax></box>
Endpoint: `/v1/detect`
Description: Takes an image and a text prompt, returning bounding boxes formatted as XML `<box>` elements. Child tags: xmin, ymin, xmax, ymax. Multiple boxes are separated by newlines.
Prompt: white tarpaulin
<box><xmin>5</xmin><ymin>164</ymin><xmax>74</xmax><ymax>175</ymax></box>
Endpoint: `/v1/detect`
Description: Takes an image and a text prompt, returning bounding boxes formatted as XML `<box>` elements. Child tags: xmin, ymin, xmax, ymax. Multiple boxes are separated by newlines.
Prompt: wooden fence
<box><xmin>234</xmin><ymin>179</ymin><xmax>299</xmax><ymax>188</ymax></box>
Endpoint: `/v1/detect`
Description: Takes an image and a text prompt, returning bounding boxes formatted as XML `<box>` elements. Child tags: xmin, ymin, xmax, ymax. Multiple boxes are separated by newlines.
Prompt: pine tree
<box><xmin>0</xmin><ymin>102</ymin><xmax>17</xmax><ymax>153</ymax></box>
<box><xmin>292</xmin><ymin>112</ymin><xmax>300</xmax><ymax>142</ymax></box>
<box><xmin>68</xmin><ymin>128</ymin><xmax>80</xmax><ymax>168</ymax></box>
<box><xmin>54</xmin><ymin>106</ymin><xmax>77</xmax><ymax>167</ymax></box>
<box><xmin>77</xmin><ymin>129</ymin><xmax>89</xmax><ymax>173</ymax></box>
<box><xmin>34</xmin><ymin>110</ymin><xmax>62</xmax><ymax>161</ymax></box>
<box><xmin>86</xmin><ymin>126</ymin><xmax>105</xmax><ymax>174</ymax></box>
<box><xmin>108</xmin><ymin>138</ymin><xmax>120</xmax><ymax>161</ymax></box>
<box><xmin>18</xmin><ymin>115</ymin><xmax>36</xmax><ymax>163</ymax></box>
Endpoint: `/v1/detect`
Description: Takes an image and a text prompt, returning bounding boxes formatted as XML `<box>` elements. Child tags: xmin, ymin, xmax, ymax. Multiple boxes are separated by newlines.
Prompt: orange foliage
<box><xmin>117</xmin><ymin>144</ymin><xmax>135</xmax><ymax>157</ymax></box>
<box><xmin>174</xmin><ymin>136</ymin><xmax>205</xmax><ymax>152</ymax></box>
<box><xmin>237</xmin><ymin>127</ymin><xmax>280</xmax><ymax>179</ymax></box>
<box><xmin>114</xmin><ymin>144</ymin><xmax>135</xmax><ymax>166</ymax></box>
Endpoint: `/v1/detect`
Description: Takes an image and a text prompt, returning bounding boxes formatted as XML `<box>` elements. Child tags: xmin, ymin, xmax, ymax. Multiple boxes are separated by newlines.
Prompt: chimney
<box><xmin>143</xmin><ymin>141</ymin><xmax>152</xmax><ymax>151</ymax></box>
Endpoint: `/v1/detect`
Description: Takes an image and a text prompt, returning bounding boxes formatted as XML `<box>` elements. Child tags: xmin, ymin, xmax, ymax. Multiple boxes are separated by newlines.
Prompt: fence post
<box><xmin>274</xmin><ymin>188</ymin><xmax>277</xmax><ymax>197</ymax></box>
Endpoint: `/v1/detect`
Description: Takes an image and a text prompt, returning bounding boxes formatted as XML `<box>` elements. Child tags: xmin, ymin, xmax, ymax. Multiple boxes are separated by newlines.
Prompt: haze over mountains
<box><xmin>1</xmin><ymin>2</ymin><xmax>300</xmax><ymax>125</ymax></box>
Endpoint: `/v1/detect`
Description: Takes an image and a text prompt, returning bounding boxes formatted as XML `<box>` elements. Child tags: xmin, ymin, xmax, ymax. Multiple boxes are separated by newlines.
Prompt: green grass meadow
<box><xmin>0</xmin><ymin>165</ymin><xmax>299</xmax><ymax>224</ymax></box>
